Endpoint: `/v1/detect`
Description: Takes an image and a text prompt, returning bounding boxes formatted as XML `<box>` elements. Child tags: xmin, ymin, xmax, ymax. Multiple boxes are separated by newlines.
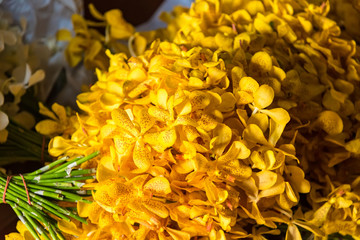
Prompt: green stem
<box><xmin>44</xmin><ymin>151</ymin><xmax>99</xmax><ymax>175</ymax></box>
<box><xmin>26</xmin><ymin>156</ymin><xmax>69</xmax><ymax>176</ymax></box>
<box><xmin>9</xmin><ymin>201</ymin><xmax>41</xmax><ymax>240</ymax></box>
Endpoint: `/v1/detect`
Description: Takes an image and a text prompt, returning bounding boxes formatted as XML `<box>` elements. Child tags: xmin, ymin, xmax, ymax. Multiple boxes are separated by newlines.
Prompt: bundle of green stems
<box><xmin>0</xmin><ymin>151</ymin><xmax>100</xmax><ymax>240</ymax></box>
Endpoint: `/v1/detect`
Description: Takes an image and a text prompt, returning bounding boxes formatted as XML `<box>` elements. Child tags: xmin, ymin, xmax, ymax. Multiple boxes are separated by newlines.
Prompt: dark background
<box><xmin>0</xmin><ymin>0</ymin><xmax>163</xmax><ymax>237</ymax></box>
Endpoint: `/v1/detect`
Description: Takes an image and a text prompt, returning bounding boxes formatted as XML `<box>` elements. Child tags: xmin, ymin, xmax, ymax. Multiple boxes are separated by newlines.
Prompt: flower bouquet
<box><xmin>2</xmin><ymin>0</ymin><xmax>360</xmax><ymax>239</ymax></box>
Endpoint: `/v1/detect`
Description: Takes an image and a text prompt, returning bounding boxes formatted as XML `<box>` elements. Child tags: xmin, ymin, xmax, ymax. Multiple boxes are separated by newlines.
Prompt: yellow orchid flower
<box><xmin>35</xmin><ymin>102</ymin><xmax>77</xmax><ymax>138</ymax></box>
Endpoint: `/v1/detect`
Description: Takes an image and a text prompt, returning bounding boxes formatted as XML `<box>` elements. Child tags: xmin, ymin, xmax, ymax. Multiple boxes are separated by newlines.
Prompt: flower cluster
<box><xmin>7</xmin><ymin>0</ymin><xmax>360</xmax><ymax>239</ymax></box>
<box><xmin>52</xmin><ymin>35</ymin><xmax>316</xmax><ymax>239</ymax></box>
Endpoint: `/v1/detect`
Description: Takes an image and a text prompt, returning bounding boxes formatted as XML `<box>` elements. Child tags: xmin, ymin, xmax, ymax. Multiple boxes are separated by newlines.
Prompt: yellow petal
<box><xmin>285</xmin><ymin>223</ymin><xmax>302</xmax><ymax>240</ymax></box>
<box><xmin>58</xmin><ymin>219</ymin><xmax>82</xmax><ymax>236</ymax></box>
<box><xmin>0</xmin><ymin>129</ymin><xmax>8</xmax><ymax>143</ymax></box>
<box><xmin>105</xmin><ymin>9</ymin><xmax>134</xmax><ymax>39</ymax></box>
<box><xmin>254</xmin><ymin>84</ymin><xmax>274</xmax><ymax>108</ymax></box>
<box><xmin>218</xmin><ymin>92</ymin><xmax>236</xmax><ymax>112</ymax></box>
<box><xmin>247</xmin><ymin>113</ymin><xmax>268</xmax><ymax>133</ymax></box>
<box><xmin>285</xmin><ymin>182</ymin><xmax>298</xmax><ymax>203</ymax></box>
<box><xmin>204</xmin><ymin>179</ymin><xmax>228</xmax><ymax>204</ymax></box>
<box><xmin>260</xmin><ymin>108</ymin><xmax>290</xmax><ymax>126</ymax></box>
<box><xmin>239</xmin><ymin>76</ymin><xmax>259</xmax><ymax>93</ymax></box>
<box><xmin>254</xmin><ymin>170</ymin><xmax>278</xmax><ymax>190</ymax></box>
<box><xmin>132</xmin><ymin>140</ymin><xmax>152</xmax><ymax>173</ymax></box>
<box><xmin>143</xmin><ymin>129</ymin><xmax>177</xmax><ymax>152</ymax></box>
<box><xmin>286</xmin><ymin>165</ymin><xmax>310</xmax><ymax>193</ymax></box>
<box><xmin>111</xmin><ymin>109</ymin><xmax>139</xmax><ymax>136</ymax></box>
<box><xmin>38</xmin><ymin>102</ymin><xmax>57</xmax><ymax>120</ymax></box>
<box><xmin>143</xmin><ymin>200</ymin><xmax>169</xmax><ymax>218</ymax></box>
<box><xmin>309</xmin><ymin>202</ymin><xmax>332</xmax><ymax>227</ymax></box>
<box><xmin>218</xmin><ymin>141</ymin><xmax>251</xmax><ymax>164</ymax></box>
<box><xmin>189</xmin><ymin>91</ymin><xmax>211</xmax><ymax>111</ymax></box>
<box><xmin>148</xmin><ymin>106</ymin><xmax>172</xmax><ymax>122</ymax></box>
<box><xmin>258</xmin><ymin>176</ymin><xmax>285</xmax><ymax>198</ymax></box>
<box><xmin>243</xmin><ymin>124</ymin><xmax>268</xmax><ymax>145</ymax></box>
<box><xmin>345</xmin><ymin>139</ymin><xmax>360</xmax><ymax>154</ymax></box>
<box><xmin>210</xmin><ymin>124</ymin><xmax>232</xmax><ymax>156</ymax></box>
<box><xmin>221</xmin><ymin>159</ymin><xmax>252</xmax><ymax>180</ymax></box>
<box><xmin>100</xmin><ymin>92</ymin><xmax>122</xmax><ymax>110</ymax></box>
<box><xmin>97</xmin><ymin>156</ymin><xmax>117</xmax><ymax>182</ymax></box>
<box><xmin>293</xmin><ymin>220</ymin><xmax>325</xmax><ymax>237</ymax></box>
<box><xmin>113</xmin><ymin>133</ymin><xmax>136</xmax><ymax>157</ymax></box>
<box><xmin>249</xmin><ymin>51</ymin><xmax>273</xmax><ymax>74</ymax></box>
<box><xmin>35</xmin><ymin>120</ymin><xmax>60</xmax><ymax>136</ymax></box>
<box><xmin>264</xmin><ymin>150</ymin><xmax>276</xmax><ymax>170</ymax></box>
<box><xmin>316</xmin><ymin>111</ymin><xmax>343</xmax><ymax>135</ymax></box>
<box><xmin>251</xmin><ymin>150</ymin><xmax>266</xmax><ymax>170</ymax></box>
<box><xmin>144</xmin><ymin>176</ymin><xmax>171</xmax><ymax>195</ymax></box>
<box><xmin>166</xmin><ymin>227</ymin><xmax>191</xmax><ymax>240</ymax></box>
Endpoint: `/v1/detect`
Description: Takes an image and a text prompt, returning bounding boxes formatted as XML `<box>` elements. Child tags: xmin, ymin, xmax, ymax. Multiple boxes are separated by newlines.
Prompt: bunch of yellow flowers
<box><xmin>10</xmin><ymin>0</ymin><xmax>360</xmax><ymax>239</ymax></box>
